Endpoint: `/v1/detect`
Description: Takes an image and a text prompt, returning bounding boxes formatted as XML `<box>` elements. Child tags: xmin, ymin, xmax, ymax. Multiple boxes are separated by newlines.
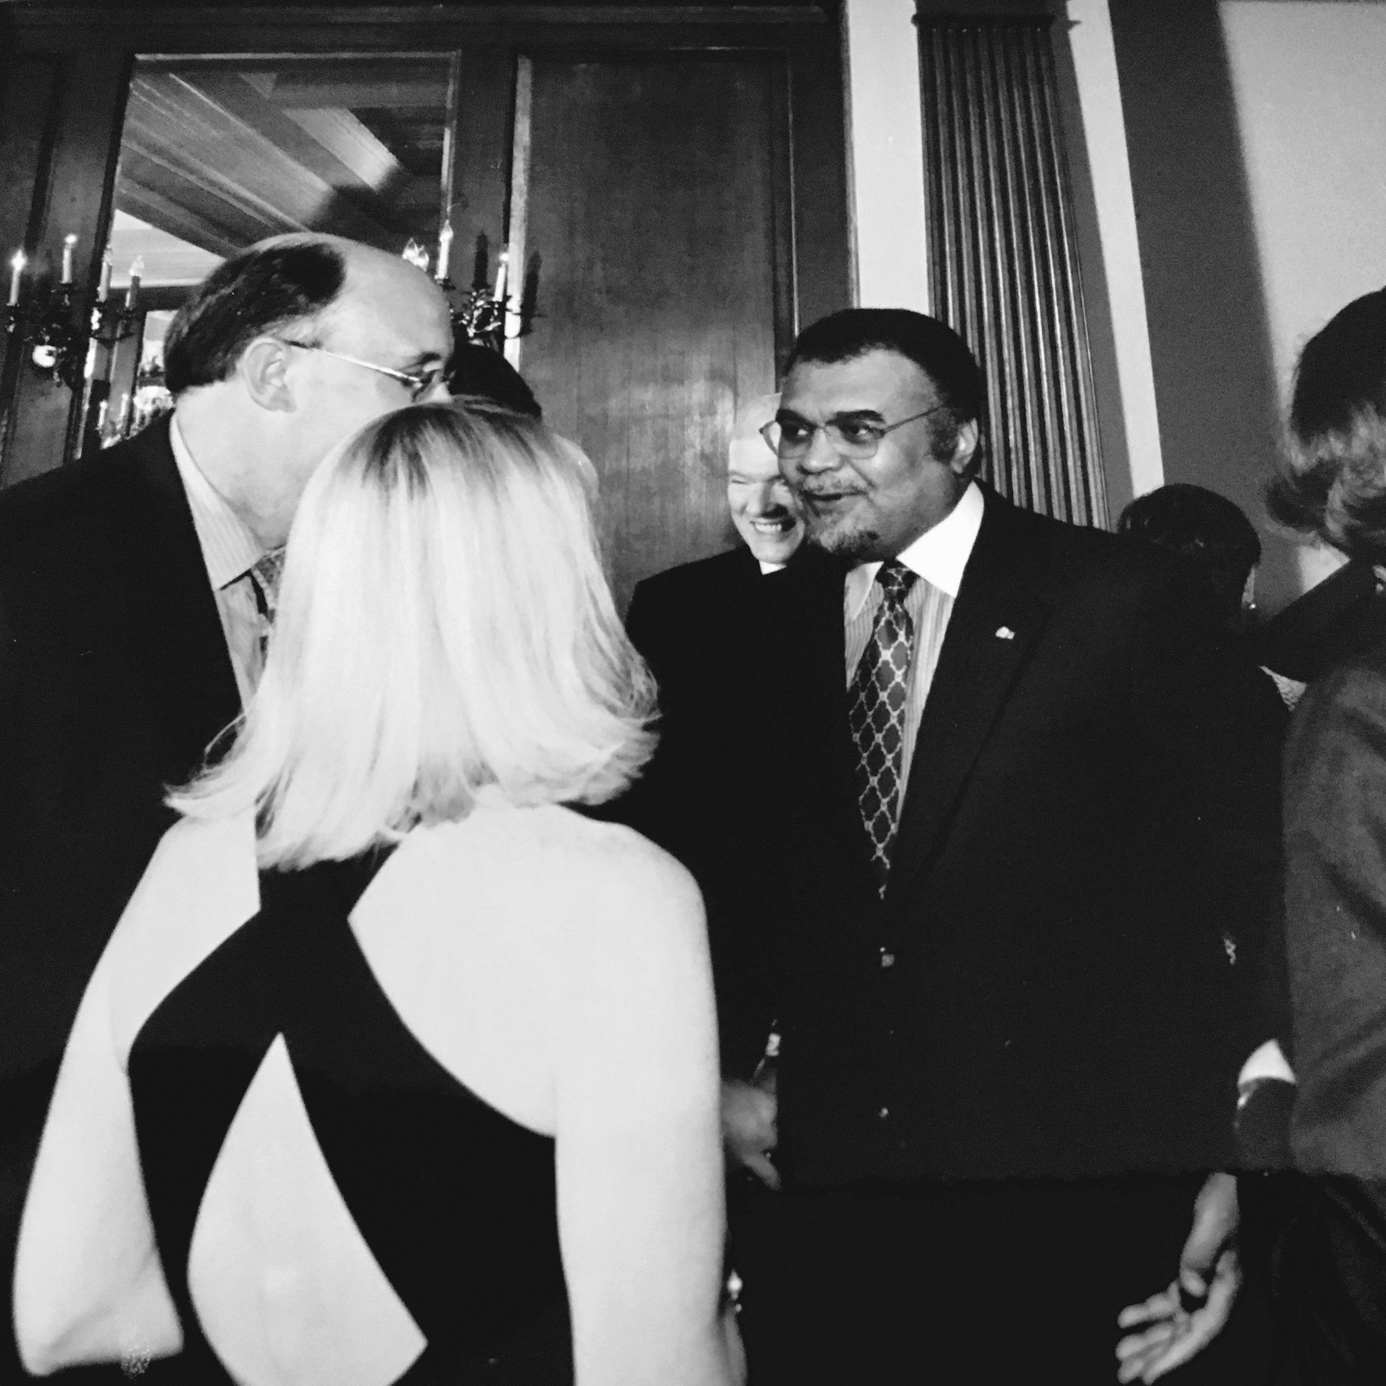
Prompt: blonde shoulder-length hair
<box><xmin>172</xmin><ymin>400</ymin><xmax>656</xmax><ymax>867</ymax></box>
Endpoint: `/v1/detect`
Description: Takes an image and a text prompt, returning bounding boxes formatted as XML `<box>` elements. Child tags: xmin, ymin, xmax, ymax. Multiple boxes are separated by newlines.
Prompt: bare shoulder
<box><xmin>102</xmin><ymin>811</ymin><xmax>260</xmax><ymax>1048</ymax></box>
<box><xmin>445</xmin><ymin>801</ymin><xmax>701</xmax><ymax>921</ymax></box>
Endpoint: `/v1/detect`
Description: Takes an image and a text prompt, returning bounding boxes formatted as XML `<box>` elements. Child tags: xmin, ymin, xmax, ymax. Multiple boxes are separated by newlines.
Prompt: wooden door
<box><xmin>0</xmin><ymin>5</ymin><xmax>851</xmax><ymax>588</ymax></box>
<box><xmin>512</xmin><ymin>54</ymin><xmax>791</xmax><ymax>610</ymax></box>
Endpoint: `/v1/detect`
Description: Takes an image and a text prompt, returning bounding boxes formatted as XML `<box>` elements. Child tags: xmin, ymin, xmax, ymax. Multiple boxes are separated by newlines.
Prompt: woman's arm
<box><xmin>550</xmin><ymin>838</ymin><xmax>733</xmax><ymax>1386</ymax></box>
<box><xmin>13</xmin><ymin>919</ymin><xmax>182</xmax><ymax>1373</ymax></box>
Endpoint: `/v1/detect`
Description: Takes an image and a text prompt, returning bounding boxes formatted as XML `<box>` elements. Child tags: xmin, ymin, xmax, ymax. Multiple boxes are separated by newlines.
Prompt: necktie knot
<box><xmin>876</xmin><ymin>559</ymin><xmax>917</xmax><ymax>606</ymax></box>
<box><xmin>248</xmin><ymin>549</ymin><xmax>285</xmax><ymax>621</ymax></box>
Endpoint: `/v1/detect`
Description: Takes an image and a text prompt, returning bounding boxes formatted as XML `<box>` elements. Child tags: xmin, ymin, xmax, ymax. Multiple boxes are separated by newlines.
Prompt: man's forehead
<box><xmin>726</xmin><ymin>444</ymin><xmax>780</xmax><ymax>481</ymax></box>
<box><xmin>782</xmin><ymin>350</ymin><xmax>934</xmax><ymax>413</ymax></box>
<box><xmin>331</xmin><ymin>258</ymin><xmax>452</xmax><ymax>359</ymax></box>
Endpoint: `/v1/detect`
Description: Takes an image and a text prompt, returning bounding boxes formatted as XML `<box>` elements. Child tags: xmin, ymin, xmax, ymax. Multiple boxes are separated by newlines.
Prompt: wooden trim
<box><xmin>0</xmin><ymin>56</ymin><xmax>62</xmax><ymax>478</ymax></box>
<box><xmin>781</xmin><ymin>19</ymin><xmax>852</xmax><ymax>335</ymax></box>
<box><xmin>1</xmin><ymin>48</ymin><xmax>131</xmax><ymax>484</ymax></box>
<box><xmin>501</xmin><ymin>53</ymin><xmax>532</xmax><ymax>367</ymax></box>
<box><xmin>5</xmin><ymin>5</ymin><xmax>831</xmax><ymax>38</ymax></box>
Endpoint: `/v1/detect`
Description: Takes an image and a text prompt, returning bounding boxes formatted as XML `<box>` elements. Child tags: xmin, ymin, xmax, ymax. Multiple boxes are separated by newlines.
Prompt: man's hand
<box><xmin>721</xmin><ymin>1072</ymin><xmax>780</xmax><ymax>1190</ymax></box>
<box><xmin>1115</xmin><ymin>1172</ymin><xmax>1241</xmax><ymax>1382</ymax></box>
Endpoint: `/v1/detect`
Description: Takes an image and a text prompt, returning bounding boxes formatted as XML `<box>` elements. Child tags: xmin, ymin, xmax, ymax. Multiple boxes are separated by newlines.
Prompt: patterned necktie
<box><xmin>849</xmin><ymin>559</ymin><xmax>918</xmax><ymax>896</ymax></box>
<box><xmin>246</xmin><ymin>548</ymin><xmax>285</xmax><ymax>666</ymax></box>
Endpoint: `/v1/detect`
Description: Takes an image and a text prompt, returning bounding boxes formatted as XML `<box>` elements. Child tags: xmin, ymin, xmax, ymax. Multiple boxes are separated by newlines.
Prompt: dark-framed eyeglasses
<box><xmin>760</xmin><ymin>404</ymin><xmax>948</xmax><ymax>461</ymax></box>
<box><xmin>278</xmin><ymin>339</ymin><xmax>447</xmax><ymax>402</ymax></box>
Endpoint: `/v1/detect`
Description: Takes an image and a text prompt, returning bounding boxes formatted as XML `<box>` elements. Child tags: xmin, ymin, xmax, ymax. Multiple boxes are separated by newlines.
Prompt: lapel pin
<box><xmin>995</xmin><ymin>626</ymin><xmax>1016</xmax><ymax>640</ymax></box>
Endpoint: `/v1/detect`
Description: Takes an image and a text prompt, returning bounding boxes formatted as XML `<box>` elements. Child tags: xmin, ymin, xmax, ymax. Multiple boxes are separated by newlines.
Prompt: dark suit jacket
<box><xmin>1283</xmin><ymin>630</ymin><xmax>1386</xmax><ymax>1180</ymax></box>
<box><xmin>0</xmin><ymin>416</ymin><xmax>240</xmax><ymax>1378</ymax></box>
<box><xmin>620</xmin><ymin>545</ymin><xmax>792</xmax><ymax>1071</ymax></box>
<box><xmin>650</xmin><ymin>489</ymin><xmax>1281</xmax><ymax>1185</ymax></box>
<box><xmin>626</xmin><ymin>543</ymin><xmax>765</xmax><ymax>733</ymax></box>
<box><xmin>1256</xmin><ymin>558</ymin><xmax>1386</xmax><ymax>683</ymax></box>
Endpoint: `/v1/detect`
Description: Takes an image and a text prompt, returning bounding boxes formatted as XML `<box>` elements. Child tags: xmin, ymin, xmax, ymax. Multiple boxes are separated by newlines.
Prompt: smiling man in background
<box><xmin>614</xmin><ymin>392</ymin><xmax>805</xmax><ymax>1078</ymax></box>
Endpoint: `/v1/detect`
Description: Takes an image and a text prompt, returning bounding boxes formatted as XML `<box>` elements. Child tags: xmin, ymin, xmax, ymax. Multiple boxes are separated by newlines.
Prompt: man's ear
<box><xmin>237</xmin><ymin>337</ymin><xmax>296</xmax><ymax>414</ymax></box>
<box><xmin>949</xmin><ymin>419</ymin><xmax>980</xmax><ymax>477</ymax></box>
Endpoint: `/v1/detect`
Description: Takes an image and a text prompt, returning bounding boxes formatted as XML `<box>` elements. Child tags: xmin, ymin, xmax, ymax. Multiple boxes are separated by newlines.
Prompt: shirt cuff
<box><xmin>1238</xmin><ymin>1038</ymin><xmax>1295</xmax><ymax>1093</ymax></box>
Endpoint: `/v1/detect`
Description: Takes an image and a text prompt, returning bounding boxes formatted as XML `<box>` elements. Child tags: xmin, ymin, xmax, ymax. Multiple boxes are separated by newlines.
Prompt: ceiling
<box><xmin>113</xmin><ymin>57</ymin><xmax>451</xmax><ymax>279</ymax></box>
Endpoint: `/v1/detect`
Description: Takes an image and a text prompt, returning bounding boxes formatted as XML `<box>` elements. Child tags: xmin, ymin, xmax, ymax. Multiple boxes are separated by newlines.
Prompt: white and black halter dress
<box><xmin>128</xmin><ymin>854</ymin><xmax>572</xmax><ymax>1385</ymax></box>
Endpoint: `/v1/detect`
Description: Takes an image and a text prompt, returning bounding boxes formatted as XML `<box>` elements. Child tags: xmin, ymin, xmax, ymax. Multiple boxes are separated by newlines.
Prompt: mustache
<box><xmin>796</xmin><ymin>484</ymin><xmax>866</xmax><ymax>502</ymax></box>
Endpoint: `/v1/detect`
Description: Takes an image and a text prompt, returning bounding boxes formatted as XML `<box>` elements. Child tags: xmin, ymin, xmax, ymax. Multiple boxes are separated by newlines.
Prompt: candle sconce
<box><xmin>6</xmin><ymin>241</ymin><xmax>142</xmax><ymax>393</ymax></box>
<box><xmin>403</xmin><ymin>230</ymin><xmax>534</xmax><ymax>354</ymax></box>
<box><xmin>444</xmin><ymin>280</ymin><xmax>511</xmax><ymax>352</ymax></box>
<box><xmin>4</xmin><ymin>287</ymin><xmax>144</xmax><ymax>393</ymax></box>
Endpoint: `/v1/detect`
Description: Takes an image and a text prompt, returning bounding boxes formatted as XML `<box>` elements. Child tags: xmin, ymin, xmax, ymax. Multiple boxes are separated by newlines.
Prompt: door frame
<box><xmin>0</xmin><ymin>2</ymin><xmax>851</xmax><ymax>485</ymax></box>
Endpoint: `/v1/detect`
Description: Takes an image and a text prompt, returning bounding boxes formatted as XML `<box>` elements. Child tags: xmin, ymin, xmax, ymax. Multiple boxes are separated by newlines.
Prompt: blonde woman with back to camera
<box><xmin>13</xmin><ymin>401</ymin><xmax>735</xmax><ymax>1386</ymax></box>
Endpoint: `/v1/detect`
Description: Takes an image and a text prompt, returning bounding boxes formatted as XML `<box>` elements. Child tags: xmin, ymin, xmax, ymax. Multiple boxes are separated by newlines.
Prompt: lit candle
<box><xmin>492</xmin><ymin>250</ymin><xmax>509</xmax><ymax>305</ymax></box>
<box><xmin>97</xmin><ymin>249</ymin><xmax>112</xmax><ymax>303</ymax></box>
<box><xmin>60</xmin><ymin>233</ymin><xmax>77</xmax><ymax>285</ymax></box>
<box><xmin>436</xmin><ymin>219</ymin><xmax>453</xmax><ymax>283</ymax></box>
<box><xmin>8</xmin><ymin>251</ymin><xmax>25</xmax><ymax>306</ymax></box>
<box><xmin>126</xmin><ymin>256</ymin><xmax>143</xmax><ymax>312</ymax></box>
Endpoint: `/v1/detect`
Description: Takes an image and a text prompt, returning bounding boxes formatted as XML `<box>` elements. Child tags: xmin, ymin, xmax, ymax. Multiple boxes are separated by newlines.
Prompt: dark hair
<box><xmin>786</xmin><ymin>308</ymin><xmax>986</xmax><ymax>446</ymax></box>
<box><xmin>163</xmin><ymin>239</ymin><xmax>348</xmax><ymax>396</ymax></box>
<box><xmin>1266</xmin><ymin>287</ymin><xmax>1386</xmax><ymax>560</ymax></box>
<box><xmin>445</xmin><ymin>341</ymin><xmax>542</xmax><ymax>419</ymax></box>
<box><xmin>1118</xmin><ymin>483</ymin><xmax>1260</xmax><ymax>625</ymax></box>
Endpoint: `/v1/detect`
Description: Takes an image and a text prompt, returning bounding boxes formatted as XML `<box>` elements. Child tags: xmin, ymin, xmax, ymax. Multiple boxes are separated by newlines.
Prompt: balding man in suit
<box><xmin>0</xmin><ymin>234</ymin><xmax>453</xmax><ymax>1382</ymax></box>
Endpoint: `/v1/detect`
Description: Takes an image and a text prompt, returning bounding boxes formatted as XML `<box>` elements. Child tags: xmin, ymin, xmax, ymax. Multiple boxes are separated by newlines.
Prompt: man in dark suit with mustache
<box><xmin>717</xmin><ymin>310</ymin><xmax>1281</xmax><ymax>1384</ymax></box>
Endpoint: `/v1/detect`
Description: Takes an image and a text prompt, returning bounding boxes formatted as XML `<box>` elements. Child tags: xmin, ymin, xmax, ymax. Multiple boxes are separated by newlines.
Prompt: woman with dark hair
<box><xmin>13</xmin><ymin>401</ymin><xmax>735</xmax><ymax>1386</ymax></box>
<box><xmin>1118</xmin><ymin>483</ymin><xmax>1264</xmax><ymax>632</ymax></box>
<box><xmin>446</xmin><ymin>340</ymin><xmax>543</xmax><ymax>419</ymax></box>
<box><xmin>1265</xmin><ymin>285</ymin><xmax>1386</xmax><ymax>1382</ymax></box>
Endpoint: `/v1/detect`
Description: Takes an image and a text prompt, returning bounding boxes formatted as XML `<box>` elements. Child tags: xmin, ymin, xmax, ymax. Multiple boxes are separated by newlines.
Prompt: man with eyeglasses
<box><xmin>0</xmin><ymin>233</ymin><xmax>451</xmax><ymax>1383</ymax></box>
<box><xmin>707</xmin><ymin>310</ymin><xmax>1282</xmax><ymax>1383</ymax></box>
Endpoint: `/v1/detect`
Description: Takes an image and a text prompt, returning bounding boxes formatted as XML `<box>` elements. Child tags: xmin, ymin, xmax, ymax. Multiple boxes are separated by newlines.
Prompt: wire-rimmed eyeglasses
<box><xmin>279</xmin><ymin>340</ymin><xmax>447</xmax><ymax>402</ymax></box>
<box><xmin>760</xmin><ymin>404</ymin><xmax>948</xmax><ymax>461</ymax></box>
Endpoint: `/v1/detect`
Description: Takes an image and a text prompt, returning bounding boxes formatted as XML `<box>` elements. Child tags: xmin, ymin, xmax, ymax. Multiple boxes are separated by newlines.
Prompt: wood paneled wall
<box><xmin>518</xmin><ymin>54</ymin><xmax>790</xmax><ymax>608</ymax></box>
<box><xmin>0</xmin><ymin>5</ymin><xmax>850</xmax><ymax>609</ymax></box>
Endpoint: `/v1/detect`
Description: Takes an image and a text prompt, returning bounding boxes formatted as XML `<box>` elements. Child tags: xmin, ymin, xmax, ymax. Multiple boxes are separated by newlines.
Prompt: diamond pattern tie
<box><xmin>849</xmin><ymin>560</ymin><xmax>918</xmax><ymax>896</ymax></box>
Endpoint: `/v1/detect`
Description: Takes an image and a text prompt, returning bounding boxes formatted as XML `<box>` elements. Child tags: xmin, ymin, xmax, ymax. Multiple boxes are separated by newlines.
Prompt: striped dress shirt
<box><xmin>843</xmin><ymin>481</ymin><xmax>985</xmax><ymax>804</ymax></box>
<box><xmin>168</xmin><ymin>414</ymin><xmax>272</xmax><ymax>708</ymax></box>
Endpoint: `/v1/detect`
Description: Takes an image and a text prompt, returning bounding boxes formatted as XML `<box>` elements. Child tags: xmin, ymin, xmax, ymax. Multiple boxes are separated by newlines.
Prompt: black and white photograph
<box><xmin>0</xmin><ymin>1</ymin><xmax>1384</xmax><ymax>1382</ymax></box>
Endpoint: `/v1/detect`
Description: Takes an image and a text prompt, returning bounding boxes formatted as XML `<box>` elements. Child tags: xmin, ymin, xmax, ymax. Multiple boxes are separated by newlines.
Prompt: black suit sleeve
<box><xmin>1282</xmin><ymin>655</ymin><xmax>1386</xmax><ymax>1178</ymax></box>
<box><xmin>1126</xmin><ymin>565</ymin><xmax>1284</xmax><ymax>1136</ymax></box>
<box><xmin>618</xmin><ymin>575</ymin><xmax>780</xmax><ymax>1079</ymax></box>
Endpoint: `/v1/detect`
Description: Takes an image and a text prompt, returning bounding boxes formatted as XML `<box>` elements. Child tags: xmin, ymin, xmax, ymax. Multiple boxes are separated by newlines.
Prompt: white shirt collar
<box><xmin>168</xmin><ymin>412</ymin><xmax>266</xmax><ymax>591</ymax></box>
<box><xmin>758</xmin><ymin>559</ymin><xmax>787</xmax><ymax>575</ymax></box>
<box><xmin>845</xmin><ymin>480</ymin><xmax>985</xmax><ymax>619</ymax></box>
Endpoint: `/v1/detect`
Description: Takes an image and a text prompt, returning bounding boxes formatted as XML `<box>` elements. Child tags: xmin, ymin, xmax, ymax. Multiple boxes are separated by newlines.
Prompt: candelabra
<box><xmin>6</xmin><ymin>242</ymin><xmax>142</xmax><ymax>392</ymax></box>
<box><xmin>5</xmin><ymin>281</ymin><xmax>86</xmax><ymax>390</ymax></box>
<box><xmin>404</xmin><ymin>231</ymin><xmax>525</xmax><ymax>353</ymax></box>
<box><xmin>443</xmin><ymin>280</ymin><xmax>512</xmax><ymax>351</ymax></box>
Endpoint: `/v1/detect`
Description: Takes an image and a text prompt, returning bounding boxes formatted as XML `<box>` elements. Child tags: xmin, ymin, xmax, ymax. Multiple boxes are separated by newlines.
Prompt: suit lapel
<box><xmin>886</xmin><ymin>493</ymin><xmax>1055</xmax><ymax>904</ymax></box>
